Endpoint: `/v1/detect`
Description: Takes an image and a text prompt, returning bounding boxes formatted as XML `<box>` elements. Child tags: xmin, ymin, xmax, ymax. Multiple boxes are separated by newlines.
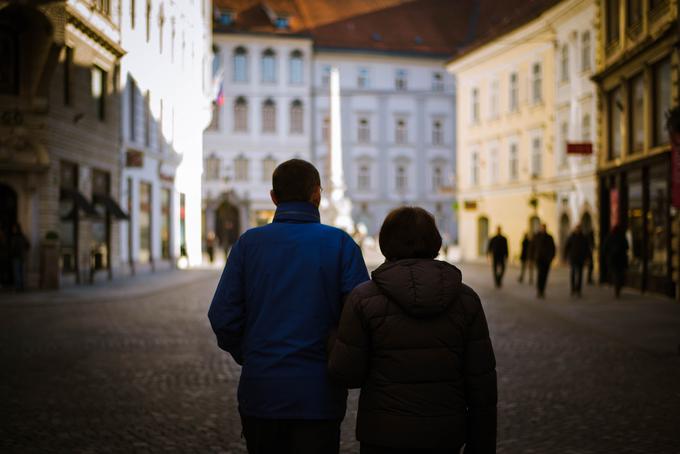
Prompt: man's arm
<box><xmin>207</xmin><ymin>239</ymin><xmax>246</xmax><ymax>365</ymax></box>
<box><xmin>340</xmin><ymin>235</ymin><xmax>370</xmax><ymax>298</ymax></box>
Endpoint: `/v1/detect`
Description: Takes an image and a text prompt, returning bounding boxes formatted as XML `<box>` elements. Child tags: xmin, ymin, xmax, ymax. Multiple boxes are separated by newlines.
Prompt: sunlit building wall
<box><xmin>593</xmin><ymin>0</ymin><xmax>679</xmax><ymax>296</ymax></box>
<box><xmin>118</xmin><ymin>0</ymin><xmax>212</xmax><ymax>271</ymax></box>
<box><xmin>203</xmin><ymin>31</ymin><xmax>313</xmax><ymax>245</ymax></box>
<box><xmin>448</xmin><ymin>0</ymin><xmax>597</xmax><ymax>263</ymax></box>
<box><xmin>312</xmin><ymin>54</ymin><xmax>456</xmax><ymax>240</ymax></box>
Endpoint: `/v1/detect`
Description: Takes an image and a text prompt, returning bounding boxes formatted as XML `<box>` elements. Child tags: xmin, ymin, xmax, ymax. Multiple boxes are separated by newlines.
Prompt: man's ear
<box><xmin>270</xmin><ymin>190</ymin><xmax>279</xmax><ymax>206</ymax></box>
<box><xmin>310</xmin><ymin>186</ymin><xmax>321</xmax><ymax>207</ymax></box>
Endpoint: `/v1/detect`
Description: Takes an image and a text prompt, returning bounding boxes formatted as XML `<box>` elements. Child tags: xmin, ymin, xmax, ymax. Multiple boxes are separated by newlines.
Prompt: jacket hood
<box><xmin>371</xmin><ymin>259</ymin><xmax>463</xmax><ymax>318</ymax></box>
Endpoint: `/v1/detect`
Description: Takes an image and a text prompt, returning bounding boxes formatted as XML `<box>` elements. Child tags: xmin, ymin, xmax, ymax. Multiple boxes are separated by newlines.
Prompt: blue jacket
<box><xmin>208</xmin><ymin>202</ymin><xmax>369</xmax><ymax>420</ymax></box>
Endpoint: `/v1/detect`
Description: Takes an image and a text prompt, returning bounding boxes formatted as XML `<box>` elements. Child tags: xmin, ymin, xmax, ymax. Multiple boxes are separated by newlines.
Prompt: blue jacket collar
<box><xmin>273</xmin><ymin>202</ymin><xmax>320</xmax><ymax>224</ymax></box>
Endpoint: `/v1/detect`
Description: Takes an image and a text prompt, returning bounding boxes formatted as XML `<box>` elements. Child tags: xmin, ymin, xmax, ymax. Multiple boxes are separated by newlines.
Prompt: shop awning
<box><xmin>59</xmin><ymin>188</ymin><xmax>100</xmax><ymax>220</ymax></box>
<box><xmin>93</xmin><ymin>194</ymin><xmax>129</xmax><ymax>220</ymax></box>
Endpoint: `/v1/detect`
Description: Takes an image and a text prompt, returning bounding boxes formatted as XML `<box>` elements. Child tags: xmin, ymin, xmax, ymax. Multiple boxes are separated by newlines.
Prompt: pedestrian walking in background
<box><xmin>9</xmin><ymin>223</ymin><xmax>29</xmax><ymax>291</ymax></box>
<box><xmin>533</xmin><ymin>224</ymin><xmax>555</xmax><ymax>299</ymax></box>
<box><xmin>564</xmin><ymin>225</ymin><xmax>590</xmax><ymax>297</ymax></box>
<box><xmin>585</xmin><ymin>229</ymin><xmax>595</xmax><ymax>285</ymax></box>
<box><xmin>527</xmin><ymin>233</ymin><xmax>537</xmax><ymax>284</ymax></box>
<box><xmin>603</xmin><ymin>224</ymin><xmax>629</xmax><ymax>298</ymax></box>
<box><xmin>329</xmin><ymin>207</ymin><xmax>497</xmax><ymax>454</ymax></box>
<box><xmin>208</xmin><ymin>159</ymin><xmax>369</xmax><ymax>454</ymax></box>
<box><xmin>487</xmin><ymin>226</ymin><xmax>508</xmax><ymax>288</ymax></box>
<box><xmin>518</xmin><ymin>233</ymin><xmax>530</xmax><ymax>283</ymax></box>
<box><xmin>206</xmin><ymin>232</ymin><xmax>215</xmax><ymax>264</ymax></box>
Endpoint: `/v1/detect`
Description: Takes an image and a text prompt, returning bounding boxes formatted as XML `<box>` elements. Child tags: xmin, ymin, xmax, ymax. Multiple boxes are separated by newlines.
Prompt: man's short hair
<box><xmin>379</xmin><ymin>206</ymin><xmax>442</xmax><ymax>261</ymax></box>
<box><xmin>272</xmin><ymin>159</ymin><xmax>321</xmax><ymax>203</ymax></box>
<box><xmin>666</xmin><ymin>106</ymin><xmax>680</xmax><ymax>135</ymax></box>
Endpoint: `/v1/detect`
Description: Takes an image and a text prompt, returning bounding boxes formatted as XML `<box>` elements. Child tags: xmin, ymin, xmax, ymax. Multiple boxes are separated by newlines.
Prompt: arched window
<box><xmin>358</xmin><ymin>118</ymin><xmax>370</xmax><ymax>143</ymax></box>
<box><xmin>582</xmin><ymin>113</ymin><xmax>591</xmax><ymax>142</ymax></box>
<box><xmin>233</xmin><ymin>46</ymin><xmax>248</xmax><ymax>82</ymax></box>
<box><xmin>205</xmin><ymin>154</ymin><xmax>220</xmax><ymax>180</ymax></box>
<box><xmin>290</xmin><ymin>100</ymin><xmax>303</xmax><ymax>134</ymax></box>
<box><xmin>395</xmin><ymin>163</ymin><xmax>408</xmax><ymax>191</ymax></box>
<box><xmin>477</xmin><ymin>216</ymin><xmax>489</xmax><ymax>257</ymax></box>
<box><xmin>261</xmin><ymin>48</ymin><xmax>276</xmax><ymax>83</ymax></box>
<box><xmin>234</xmin><ymin>154</ymin><xmax>249</xmax><ymax>181</ymax></box>
<box><xmin>262</xmin><ymin>156</ymin><xmax>277</xmax><ymax>182</ymax></box>
<box><xmin>234</xmin><ymin>96</ymin><xmax>248</xmax><ymax>132</ymax></box>
<box><xmin>357</xmin><ymin>163</ymin><xmax>371</xmax><ymax>190</ymax></box>
<box><xmin>262</xmin><ymin>99</ymin><xmax>276</xmax><ymax>133</ymax></box>
<box><xmin>395</xmin><ymin>118</ymin><xmax>407</xmax><ymax>144</ymax></box>
<box><xmin>432</xmin><ymin>120</ymin><xmax>443</xmax><ymax>145</ymax></box>
<box><xmin>560</xmin><ymin>44</ymin><xmax>569</xmax><ymax>82</ymax></box>
<box><xmin>289</xmin><ymin>50</ymin><xmax>303</xmax><ymax>84</ymax></box>
<box><xmin>432</xmin><ymin>165</ymin><xmax>444</xmax><ymax>191</ymax></box>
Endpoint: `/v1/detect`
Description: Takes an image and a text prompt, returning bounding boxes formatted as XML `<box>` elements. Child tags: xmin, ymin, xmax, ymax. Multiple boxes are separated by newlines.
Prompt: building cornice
<box><xmin>67</xmin><ymin>4</ymin><xmax>125</xmax><ymax>58</ymax></box>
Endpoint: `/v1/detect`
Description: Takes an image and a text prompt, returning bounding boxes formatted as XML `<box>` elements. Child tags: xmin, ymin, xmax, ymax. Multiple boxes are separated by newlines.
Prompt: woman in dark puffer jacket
<box><xmin>328</xmin><ymin>207</ymin><xmax>497</xmax><ymax>454</ymax></box>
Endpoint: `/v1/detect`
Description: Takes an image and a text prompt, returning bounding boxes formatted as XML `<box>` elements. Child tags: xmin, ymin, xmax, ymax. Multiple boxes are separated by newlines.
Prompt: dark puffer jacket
<box><xmin>328</xmin><ymin>259</ymin><xmax>497</xmax><ymax>453</ymax></box>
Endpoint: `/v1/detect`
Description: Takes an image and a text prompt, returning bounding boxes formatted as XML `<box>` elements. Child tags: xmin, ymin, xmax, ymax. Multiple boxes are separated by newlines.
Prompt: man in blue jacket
<box><xmin>208</xmin><ymin>159</ymin><xmax>369</xmax><ymax>454</ymax></box>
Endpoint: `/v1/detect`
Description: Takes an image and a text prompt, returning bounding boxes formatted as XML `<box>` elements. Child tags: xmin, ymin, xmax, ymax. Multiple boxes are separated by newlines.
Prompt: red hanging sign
<box><xmin>567</xmin><ymin>142</ymin><xmax>593</xmax><ymax>155</ymax></box>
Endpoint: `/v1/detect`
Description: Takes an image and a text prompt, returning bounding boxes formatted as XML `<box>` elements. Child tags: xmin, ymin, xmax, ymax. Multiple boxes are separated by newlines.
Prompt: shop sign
<box><xmin>610</xmin><ymin>189</ymin><xmax>619</xmax><ymax>227</ymax></box>
<box><xmin>567</xmin><ymin>143</ymin><xmax>593</xmax><ymax>155</ymax></box>
<box><xmin>463</xmin><ymin>200</ymin><xmax>477</xmax><ymax>210</ymax></box>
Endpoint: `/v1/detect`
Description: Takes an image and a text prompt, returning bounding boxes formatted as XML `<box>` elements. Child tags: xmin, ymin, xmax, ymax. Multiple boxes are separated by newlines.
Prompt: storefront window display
<box><xmin>648</xmin><ymin>164</ymin><xmax>668</xmax><ymax>278</ymax></box>
<box><xmin>139</xmin><ymin>182</ymin><xmax>152</xmax><ymax>263</ymax></box>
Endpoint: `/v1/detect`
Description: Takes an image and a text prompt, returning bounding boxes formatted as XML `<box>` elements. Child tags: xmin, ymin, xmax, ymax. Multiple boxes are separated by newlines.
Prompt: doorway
<box><xmin>215</xmin><ymin>199</ymin><xmax>240</xmax><ymax>253</ymax></box>
<box><xmin>477</xmin><ymin>216</ymin><xmax>489</xmax><ymax>257</ymax></box>
<box><xmin>0</xmin><ymin>184</ymin><xmax>18</xmax><ymax>287</ymax></box>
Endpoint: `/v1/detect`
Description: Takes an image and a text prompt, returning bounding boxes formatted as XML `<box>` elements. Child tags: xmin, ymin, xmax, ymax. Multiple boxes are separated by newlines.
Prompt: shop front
<box><xmin>598</xmin><ymin>152</ymin><xmax>674</xmax><ymax>297</ymax></box>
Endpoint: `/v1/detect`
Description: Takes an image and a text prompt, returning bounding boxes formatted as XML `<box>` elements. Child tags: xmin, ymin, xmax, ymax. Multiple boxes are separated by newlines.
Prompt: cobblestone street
<box><xmin>2</xmin><ymin>263</ymin><xmax>680</xmax><ymax>453</ymax></box>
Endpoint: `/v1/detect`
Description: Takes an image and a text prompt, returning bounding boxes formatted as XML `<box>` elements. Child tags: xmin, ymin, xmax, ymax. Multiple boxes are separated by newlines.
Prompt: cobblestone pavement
<box><xmin>2</xmin><ymin>263</ymin><xmax>680</xmax><ymax>453</ymax></box>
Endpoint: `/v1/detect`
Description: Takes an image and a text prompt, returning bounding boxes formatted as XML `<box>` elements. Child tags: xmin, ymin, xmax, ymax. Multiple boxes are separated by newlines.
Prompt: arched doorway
<box><xmin>581</xmin><ymin>211</ymin><xmax>593</xmax><ymax>234</ymax></box>
<box><xmin>215</xmin><ymin>199</ymin><xmax>240</xmax><ymax>253</ymax></box>
<box><xmin>559</xmin><ymin>212</ymin><xmax>571</xmax><ymax>260</ymax></box>
<box><xmin>0</xmin><ymin>184</ymin><xmax>18</xmax><ymax>287</ymax></box>
<box><xmin>477</xmin><ymin>216</ymin><xmax>489</xmax><ymax>257</ymax></box>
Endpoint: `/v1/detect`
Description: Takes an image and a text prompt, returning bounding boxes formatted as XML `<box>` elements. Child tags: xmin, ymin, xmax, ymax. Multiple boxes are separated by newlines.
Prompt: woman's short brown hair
<box><xmin>379</xmin><ymin>206</ymin><xmax>442</xmax><ymax>261</ymax></box>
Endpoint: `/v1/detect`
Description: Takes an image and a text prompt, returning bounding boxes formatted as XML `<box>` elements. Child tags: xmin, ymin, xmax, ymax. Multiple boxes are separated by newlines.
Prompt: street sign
<box><xmin>567</xmin><ymin>142</ymin><xmax>593</xmax><ymax>155</ymax></box>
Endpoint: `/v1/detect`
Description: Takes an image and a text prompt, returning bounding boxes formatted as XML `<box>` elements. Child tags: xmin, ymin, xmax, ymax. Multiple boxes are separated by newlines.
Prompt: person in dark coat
<box><xmin>564</xmin><ymin>224</ymin><xmax>590</xmax><ymax>297</ymax></box>
<box><xmin>328</xmin><ymin>207</ymin><xmax>497</xmax><ymax>454</ymax></box>
<box><xmin>603</xmin><ymin>224</ymin><xmax>629</xmax><ymax>298</ymax></box>
<box><xmin>487</xmin><ymin>226</ymin><xmax>508</xmax><ymax>288</ymax></box>
<box><xmin>518</xmin><ymin>233</ymin><xmax>530</xmax><ymax>283</ymax></box>
<box><xmin>527</xmin><ymin>233</ymin><xmax>537</xmax><ymax>284</ymax></box>
<box><xmin>585</xmin><ymin>229</ymin><xmax>595</xmax><ymax>285</ymax></box>
<box><xmin>9</xmin><ymin>223</ymin><xmax>29</xmax><ymax>291</ymax></box>
<box><xmin>533</xmin><ymin>224</ymin><xmax>555</xmax><ymax>299</ymax></box>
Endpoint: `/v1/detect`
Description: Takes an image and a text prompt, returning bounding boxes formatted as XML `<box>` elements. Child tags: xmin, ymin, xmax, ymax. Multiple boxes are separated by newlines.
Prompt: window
<box><xmin>432</xmin><ymin>165</ymin><xmax>444</xmax><ymax>191</ymax></box>
<box><xmin>62</xmin><ymin>47</ymin><xmax>73</xmax><ymax>105</ymax></box>
<box><xmin>275</xmin><ymin>16</ymin><xmax>289</xmax><ymax>29</ymax></box>
<box><xmin>358</xmin><ymin>118</ymin><xmax>370</xmax><ymax>143</ymax></box>
<box><xmin>91</xmin><ymin>66</ymin><xmax>106</xmax><ymax>121</ymax></box>
<box><xmin>290</xmin><ymin>100</ymin><xmax>303</xmax><ymax>134</ymax></box>
<box><xmin>432</xmin><ymin>120</ymin><xmax>443</xmax><ymax>145</ymax></box>
<box><xmin>218</xmin><ymin>10</ymin><xmax>233</xmax><ymax>25</ymax></box>
<box><xmin>233</xmin><ymin>47</ymin><xmax>248</xmax><ymax>82</ymax></box>
<box><xmin>158</xmin><ymin>8</ymin><xmax>165</xmax><ymax>53</ymax></box>
<box><xmin>606</xmin><ymin>0</ymin><xmax>620</xmax><ymax>44</ymax></box>
<box><xmin>560</xmin><ymin>44</ymin><xmax>569</xmax><ymax>82</ymax></box>
<box><xmin>395</xmin><ymin>69</ymin><xmax>407</xmax><ymax>90</ymax></box>
<box><xmin>629</xmin><ymin>73</ymin><xmax>644</xmax><ymax>153</ymax></box>
<box><xmin>160</xmin><ymin>188</ymin><xmax>171</xmax><ymax>260</ymax></box>
<box><xmin>322</xmin><ymin>116</ymin><xmax>330</xmax><ymax>143</ymax></box>
<box><xmin>145</xmin><ymin>0</ymin><xmax>151</xmax><ymax>42</ymax></box>
<box><xmin>321</xmin><ymin>65</ymin><xmax>331</xmax><ymax>86</ymax></box>
<box><xmin>582</xmin><ymin>113</ymin><xmax>591</xmax><ymax>142</ymax></box>
<box><xmin>627</xmin><ymin>0</ymin><xmax>642</xmax><ymax>26</ymax></box>
<box><xmin>489</xmin><ymin>148</ymin><xmax>499</xmax><ymax>184</ymax></box>
<box><xmin>395</xmin><ymin>164</ymin><xmax>408</xmax><ymax>191</ymax></box>
<box><xmin>471</xmin><ymin>88</ymin><xmax>479</xmax><ymax>123</ymax></box>
<box><xmin>581</xmin><ymin>32</ymin><xmax>591</xmax><ymax>71</ymax></box>
<box><xmin>432</xmin><ymin>72</ymin><xmax>444</xmax><ymax>91</ymax></box>
<box><xmin>289</xmin><ymin>50</ymin><xmax>303</xmax><ymax>84</ymax></box>
<box><xmin>139</xmin><ymin>181</ymin><xmax>152</xmax><ymax>264</ymax></box>
<box><xmin>262</xmin><ymin>99</ymin><xmax>276</xmax><ymax>133</ymax></box>
<box><xmin>234</xmin><ymin>155</ymin><xmax>249</xmax><ymax>181</ymax></box>
<box><xmin>234</xmin><ymin>97</ymin><xmax>248</xmax><ymax>132</ymax></box>
<box><xmin>608</xmin><ymin>86</ymin><xmax>622</xmax><ymax>159</ymax></box>
<box><xmin>531</xmin><ymin>136</ymin><xmax>542</xmax><ymax>178</ymax></box>
<box><xmin>144</xmin><ymin>90</ymin><xmax>151</xmax><ymax>146</ymax></box>
<box><xmin>261</xmin><ymin>49</ymin><xmax>276</xmax><ymax>83</ymax></box>
<box><xmin>357</xmin><ymin>164</ymin><xmax>371</xmax><ymax>190</ymax></box>
<box><xmin>471</xmin><ymin>151</ymin><xmax>479</xmax><ymax>186</ymax></box>
<box><xmin>262</xmin><ymin>156</ymin><xmax>277</xmax><ymax>182</ymax></box>
<box><xmin>490</xmin><ymin>79</ymin><xmax>499</xmax><ymax>118</ymax></box>
<box><xmin>170</xmin><ymin>19</ymin><xmax>175</xmax><ymax>62</ymax></box>
<box><xmin>357</xmin><ymin>67</ymin><xmax>369</xmax><ymax>89</ymax></box>
<box><xmin>653</xmin><ymin>57</ymin><xmax>671</xmax><ymax>146</ymax></box>
<box><xmin>209</xmin><ymin>98</ymin><xmax>220</xmax><ymax>131</ymax></box>
<box><xmin>128</xmin><ymin>77</ymin><xmax>137</xmax><ymax>141</ymax></box>
<box><xmin>509</xmin><ymin>72</ymin><xmax>518</xmax><ymax>112</ymax></box>
<box><xmin>509</xmin><ymin>143</ymin><xmax>519</xmax><ymax>180</ymax></box>
<box><xmin>395</xmin><ymin>118</ymin><xmax>407</xmax><ymax>144</ymax></box>
<box><xmin>532</xmin><ymin>62</ymin><xmax>542</xmax><ymax>103</ymax></box>
<box><xmin>560</xmin><ymin>121</ymin><xmax>569</xmax><ymax>167</ymax></box>
<box><xmin>130</xmin><ymin>0</ymin><xmax>135</xmax><ymax>28</ymax></box>
<box><xmin>205</xmin><ymin>154</ymin><xmax>220</xmax><ymax>180</ymax></box>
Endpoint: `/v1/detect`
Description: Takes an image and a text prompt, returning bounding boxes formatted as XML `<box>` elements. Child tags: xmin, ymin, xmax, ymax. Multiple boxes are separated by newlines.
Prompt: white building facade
<box><xmin>119</xmin><ymin>0</ymin><xmax>213</xmax><ymax>272</ymax></box>
<box><xmin>312</xmin><ymin>52</ymin><xmax>456</xmax><ymax>239</ymax></box>
<box><xmin>203</xmin><ymin>32</ymin><xmax>313</xmax><ymax>244</ymax></box>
